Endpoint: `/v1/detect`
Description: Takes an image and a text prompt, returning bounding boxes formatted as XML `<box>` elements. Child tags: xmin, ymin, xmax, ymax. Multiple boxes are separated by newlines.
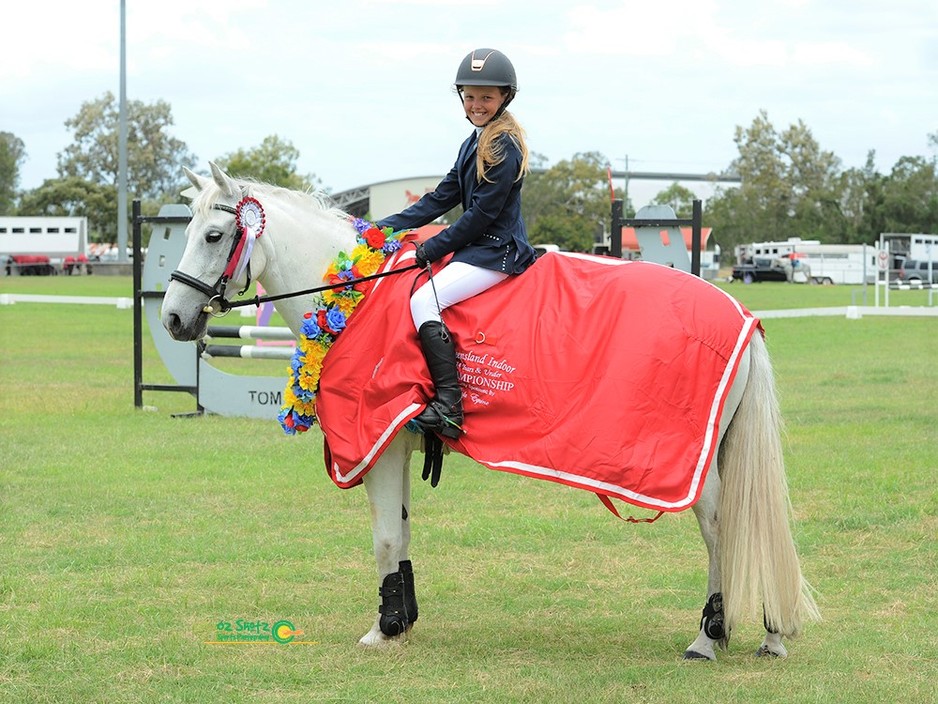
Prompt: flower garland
<box><xmin>278</xmin><ymin>218</ymin><xmax>406</xmax><ymax>434</ymax></box>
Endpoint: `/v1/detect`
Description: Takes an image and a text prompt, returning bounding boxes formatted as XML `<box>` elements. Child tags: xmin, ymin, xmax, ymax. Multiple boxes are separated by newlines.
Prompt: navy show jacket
<box><xmin>377</xmin><ymin>130</ymin><xmax>536</xmax><ymax>274</ymax></box>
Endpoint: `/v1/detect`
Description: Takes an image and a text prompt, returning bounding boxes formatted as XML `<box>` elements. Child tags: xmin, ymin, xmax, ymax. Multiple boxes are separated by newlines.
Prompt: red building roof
<box><xmin>620</xmin><ymin>226</ymin><xmax>712</xmax><ymax>251</ymax></box>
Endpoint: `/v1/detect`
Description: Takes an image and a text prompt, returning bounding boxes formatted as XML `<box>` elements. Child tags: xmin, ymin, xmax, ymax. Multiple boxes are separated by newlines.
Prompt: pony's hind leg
<box><xmin>359</xmin><ymin>435</ymin><xmax>416</xmax><ymax>647</ymax></box>
<box><xmin>684</xmin><ymin>468</ymin><xmax>726</xmax><ymax>661</ymax></box>
<box><xmin>757</xmin><ymin>616</ymin><xmax>788</xmax><ymax>657</ymax></box>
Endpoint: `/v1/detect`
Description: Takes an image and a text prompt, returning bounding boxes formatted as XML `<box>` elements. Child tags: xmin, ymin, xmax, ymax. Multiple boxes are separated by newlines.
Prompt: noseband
<box><xmin>169</xmin><ymin>198</ymin><xmax>264</xmax><ymax>316</ymax></box>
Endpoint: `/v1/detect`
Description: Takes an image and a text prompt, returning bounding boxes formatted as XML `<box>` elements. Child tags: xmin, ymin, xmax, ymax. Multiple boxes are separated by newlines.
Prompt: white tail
<box><xmin>719</xmin><ymin>332</ymin><xmax>820</xmax><ymax>636</ymax></box>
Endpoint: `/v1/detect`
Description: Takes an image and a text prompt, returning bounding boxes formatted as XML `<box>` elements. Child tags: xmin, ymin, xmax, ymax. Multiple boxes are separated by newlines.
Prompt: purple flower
<box><xmin>352</xmin><ymin>218</ymin><xmax>372</xmax><ymax>235</ymax></box>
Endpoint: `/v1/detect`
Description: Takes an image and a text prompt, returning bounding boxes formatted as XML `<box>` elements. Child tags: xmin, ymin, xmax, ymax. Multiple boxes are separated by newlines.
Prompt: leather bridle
<box><xmin>169</xmin><ymin>202</ymin><xmax>254</xmax><ymax>317</ymax></box>
<box><xmin>168</xmin><ymin>201</ymin><xmax>422</xmax><ymax>318</ymax></box>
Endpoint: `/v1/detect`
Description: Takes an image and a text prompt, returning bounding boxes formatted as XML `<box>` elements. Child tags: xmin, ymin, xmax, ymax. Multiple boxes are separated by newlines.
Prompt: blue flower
<box><xmin>300</xmin><ymin>317</ymin><xmax>321</xmax><ymax>338</ymax></box>
<box><xmin>278</xmin><ymin>408</ymin><xmax>296</xmax><ymax>434</ymax></box>
<box><xmin>326</xmin><ymin>307</ymin><xmax>347</xmax><ymax>333</ymax></box>
<box><xmin>383</xmin><ymin>239</ymin><xmax>403</xmax><ymax>254</ymax></box>
<box><xmin>290</xmin><ymin>353</ymin><xmax>305</xmax><ymax>375</ymax></box>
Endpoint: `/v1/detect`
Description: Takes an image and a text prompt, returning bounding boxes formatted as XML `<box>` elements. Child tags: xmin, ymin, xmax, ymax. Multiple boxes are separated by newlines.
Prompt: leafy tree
<box><xmin>522</xmin><ymin>151</ymin><xmax>623</xmax><ymax>252</ymax></box>
<box><xmin>651</xmin><ymin>182</ymin><xmax>699</xmax><ymax>218</ymax></box>
<box><xmin>215</xmin><ymin>135</ymin><xmax>319</xmax><ymax>192</ymax></box>
<box><xmin>836</xmin><ymin>148</ymin><xmax>938</xmax><ymax>245</ymax></box>
<box><xmin>706</xmin><ymin>110</ymin><xmax>844</xmax><ymax>251</ymax></box>
<box><xmin>837</xmin><ymin>151</ymin><xmax>887</xmax><ymax>244</ymax></box>
<box><xmin>0</xmin><ymin>131</ymin><xmax>27</xmax><ymax>215</ymax></box>
<box><xmin>779</xmin><ymin>120</ymin><xmax>845</xmax><ymax>242</ymax></box>
<box><xmin>878</xmin><ymin>156</ymin><xmax>938</xmax><ymax>234</ymax></box>
<box><xmin>17</xmin><ymin>177</ymin><xmax>118</xmax><ymax>243</ymax></box>
<box><xmin>57</xmin><ymin>91</ymin><xmax>196</xmax><ymax>202</ymax></box>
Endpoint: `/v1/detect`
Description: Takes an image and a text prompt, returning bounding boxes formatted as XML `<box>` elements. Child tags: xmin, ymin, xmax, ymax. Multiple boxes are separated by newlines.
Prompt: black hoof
<box><xmin>756</xmin><ymin>645</ymin><xmax>781</xmax><ymax>657</ymax></box>
<box><xmin>682</xmin><ymin>650</ymin><xmax>714</xmax><ymax>661</ymax></box>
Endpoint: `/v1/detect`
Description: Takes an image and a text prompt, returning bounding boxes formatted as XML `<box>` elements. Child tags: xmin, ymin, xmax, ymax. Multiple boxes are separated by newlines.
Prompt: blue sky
<box><xmin>4</xmin><ymin>0</ymin><xmax>936</xmax><ymax>207</ymax></box>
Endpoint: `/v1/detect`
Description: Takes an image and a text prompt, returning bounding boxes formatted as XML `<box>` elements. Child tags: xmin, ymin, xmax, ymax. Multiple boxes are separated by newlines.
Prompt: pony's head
<box><xmin>161</xmin><ymin>162</ymin><xmax>355</xmax><ymax>342</ymax></box>
<box><xmin>161</xmin><ymin>162</ymin><xmax>268</xmax><ymax>340</ymax></box>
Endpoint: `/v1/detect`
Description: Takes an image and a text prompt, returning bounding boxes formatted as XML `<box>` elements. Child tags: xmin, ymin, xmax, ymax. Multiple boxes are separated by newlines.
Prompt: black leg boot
<box><xmin>399</xmin><ymin>560</ymin><xmax>418</xmax><ymax>627</ymax></box>
<box><xmin>378</xmin><ymin>570</ymin><xmax>410</xmax><ymax>636</ymax></box>
<box><xmin>413</xmin><ymin>320</ymin><xmax>464</xmax><ymax>438</ymax></box>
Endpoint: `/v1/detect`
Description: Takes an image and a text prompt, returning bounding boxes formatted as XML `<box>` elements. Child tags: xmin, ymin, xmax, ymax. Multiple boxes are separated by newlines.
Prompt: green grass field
<box><xmin>0</xmin><ymin>276</ymin><xmax>936</xmax><ymax>703</ymax></box>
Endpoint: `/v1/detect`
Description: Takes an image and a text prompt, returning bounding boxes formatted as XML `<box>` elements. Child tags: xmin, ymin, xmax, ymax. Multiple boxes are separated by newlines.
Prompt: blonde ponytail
<box><xmin>476</xmin><ymin>111</ymin><xmax>529</xmax><ymax>183</ymax></box>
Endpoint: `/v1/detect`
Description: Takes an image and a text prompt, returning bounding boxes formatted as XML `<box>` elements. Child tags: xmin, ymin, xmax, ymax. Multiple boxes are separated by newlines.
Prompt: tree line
<box><xmin>1</xmin><ymin>94</ymin><xmax>935</xmax><ymax>253</ymax></box>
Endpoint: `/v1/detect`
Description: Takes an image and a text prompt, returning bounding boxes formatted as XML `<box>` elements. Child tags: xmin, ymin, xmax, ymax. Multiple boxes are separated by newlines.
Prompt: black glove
<box><xmin>414</xmin><ymin>242</ymin><xmax>431</xmax><ymax>269</ymax></box>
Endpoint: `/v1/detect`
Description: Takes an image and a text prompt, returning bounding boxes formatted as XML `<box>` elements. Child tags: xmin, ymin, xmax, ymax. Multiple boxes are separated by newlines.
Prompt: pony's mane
<box><xmin>190</xmin><ymin>176</ymin><xmax>349</xmax><ymax>224</ymax></box>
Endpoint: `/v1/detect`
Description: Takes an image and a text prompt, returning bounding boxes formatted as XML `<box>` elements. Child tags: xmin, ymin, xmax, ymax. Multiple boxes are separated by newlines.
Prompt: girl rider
<box><xmin>377</xmin><ymin>48</ymin><xmax>536</xmax><ymax>438</ymax></box>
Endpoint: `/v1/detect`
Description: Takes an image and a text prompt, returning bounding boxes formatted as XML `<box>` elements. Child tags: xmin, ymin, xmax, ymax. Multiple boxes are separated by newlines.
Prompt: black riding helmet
<box><xmin>454</xmin><ymin>48</ymin><xmax>517</xmax><ymax>121</ymax></box>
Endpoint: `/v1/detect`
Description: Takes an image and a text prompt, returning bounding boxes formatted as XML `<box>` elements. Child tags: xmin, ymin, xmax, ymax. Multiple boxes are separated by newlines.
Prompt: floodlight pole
<box><xmin>117</xmin><ymin>0</ymin><xmax>129</xmax><ymax>263</ymax></box>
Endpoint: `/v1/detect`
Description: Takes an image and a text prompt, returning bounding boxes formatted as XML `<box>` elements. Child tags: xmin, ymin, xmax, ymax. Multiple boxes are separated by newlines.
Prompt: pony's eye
<box><xmin>205</xmin><ymin>231</ymin><xmax>224</xmax><ymax>244</ymax></box>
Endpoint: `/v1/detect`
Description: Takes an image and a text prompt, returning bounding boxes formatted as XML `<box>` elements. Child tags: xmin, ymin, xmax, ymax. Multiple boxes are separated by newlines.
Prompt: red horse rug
<box><xmin>315</xmin><ymin>250</ymin><xmax>760</xmax><ymax>514</ymax></box>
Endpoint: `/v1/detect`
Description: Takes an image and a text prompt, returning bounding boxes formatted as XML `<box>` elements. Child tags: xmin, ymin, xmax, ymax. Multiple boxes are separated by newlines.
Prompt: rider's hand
<box><xmin>414</xmin><ymin>242</ymin><xmax>431</xmax><ymax>269</ymax></box>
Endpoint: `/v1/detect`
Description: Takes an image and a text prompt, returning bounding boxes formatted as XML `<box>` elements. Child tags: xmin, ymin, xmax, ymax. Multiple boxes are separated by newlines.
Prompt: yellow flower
<box><xmin>298</xmin><ymin>367</ymin><xmax>321</xmax><ymax>392</ymax></box>
<box><xmin>334</xmin><ymin>293</ymin><xmax>360</xmax><ymax>316</ymax></box>
<box><xmin>350</xmin><ymin>243</ymin><xmax>370</xmax><ymax>261</ymax></box>
<box><xmin>282</xmin><ymin>386</ymin><xmax>298</xmax><ymax>407</ymax></box>
<box><xmin>301</xmin><ymin>341</ymin><xmax>328</xmax><ymax>367</ymax></box>
<box><xmin>356</xmin><ymin>249</ymin><xmax>384</xmax><ymax>276</ymax></box>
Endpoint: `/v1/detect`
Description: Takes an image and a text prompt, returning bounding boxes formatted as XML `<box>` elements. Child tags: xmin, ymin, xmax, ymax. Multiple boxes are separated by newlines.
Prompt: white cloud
<box><xmin>4</xmin><ymin>0</ymin><xmax>936</xmax><ymax>195</ymax></box>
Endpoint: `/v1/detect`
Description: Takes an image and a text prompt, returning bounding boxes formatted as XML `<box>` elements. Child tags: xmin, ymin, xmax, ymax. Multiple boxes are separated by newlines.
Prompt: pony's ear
<box><xmin>209</xmin><ymin>161</ymin><xmax>239</xmax><ymax>199</ymax></box>
<box><xmin>183</xmin><ymin>166</ymin><xmax>209</xmax><ymax>191</ymax></box>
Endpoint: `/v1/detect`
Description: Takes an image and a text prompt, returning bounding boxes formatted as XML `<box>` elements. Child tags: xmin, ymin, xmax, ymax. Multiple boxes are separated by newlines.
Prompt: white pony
<box><xmin>161</xmin><ymin>163</ymin><xmax>819</xmax><ymax>659</ymax></box>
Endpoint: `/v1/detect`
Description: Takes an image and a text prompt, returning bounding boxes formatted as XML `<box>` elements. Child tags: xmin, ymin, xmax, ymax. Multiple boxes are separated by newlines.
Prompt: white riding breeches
<box><xmin>410</xmin><ymin>262</ymin><xmax>508</xmax><ymax>330</ymax></box>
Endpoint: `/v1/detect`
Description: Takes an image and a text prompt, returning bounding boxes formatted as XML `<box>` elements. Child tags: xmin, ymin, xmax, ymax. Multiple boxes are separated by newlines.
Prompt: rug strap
<box><xmin>596</xmin><ymin>494</ymin><xmax>664</xmax><ymax>524</ymax></box>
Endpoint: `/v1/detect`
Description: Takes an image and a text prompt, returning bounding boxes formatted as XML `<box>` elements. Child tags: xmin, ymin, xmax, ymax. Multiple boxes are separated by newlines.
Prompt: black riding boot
<box><xmin>413</xmin><ymin>321</ymin><xmax>464</xmax><ymax>438</ymax></box>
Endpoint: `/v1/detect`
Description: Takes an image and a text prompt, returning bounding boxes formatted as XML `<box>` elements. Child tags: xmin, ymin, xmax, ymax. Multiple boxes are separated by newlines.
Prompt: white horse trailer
<box><xmin>737</xmin><ymin>239</ymin><xmax>876</xmax><ymax>284</ymax></box>
<box><xmin>0</xmin><ymin>216</ymin><xmax>89</xmax><ymax>258</ymax></box>
<box><xmin>735</xmin><ymin>238</ymin><xmax>820</xmax><ymax>264</ymax></box>
<box><xmin>908</xmin><ymin>234</ymin><xmax>938</xmax><ymax>262</ymax></box>
<box><xmin>786</xmin><ymin>244</ymin><xmax>877</xmax><ymax>285</ymax></box>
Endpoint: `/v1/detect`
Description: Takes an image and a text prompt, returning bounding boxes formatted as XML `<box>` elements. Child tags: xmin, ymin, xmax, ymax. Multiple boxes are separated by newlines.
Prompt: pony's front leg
<box><xmin>684</xmin><ymin>348</ymin><xmax>749</xmax><ymax>661</ymax></box>
<box><xmin>359</xmin><ymin>435</ymin><xmax>416</xmax><ymax>647</ymax></box>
